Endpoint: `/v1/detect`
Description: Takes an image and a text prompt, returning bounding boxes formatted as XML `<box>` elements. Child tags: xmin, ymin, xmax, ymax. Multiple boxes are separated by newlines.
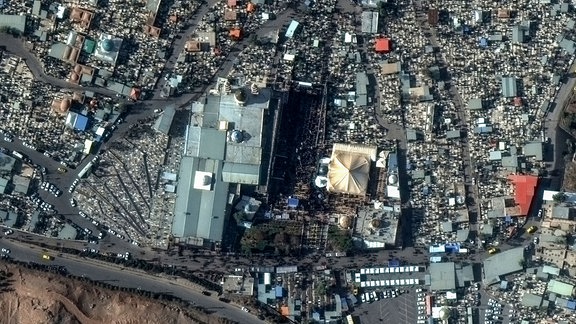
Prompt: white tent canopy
<box><xmin>327</xmin><ymin>143</ymin><xmax>377</xmax><ymax>195</ymax></box>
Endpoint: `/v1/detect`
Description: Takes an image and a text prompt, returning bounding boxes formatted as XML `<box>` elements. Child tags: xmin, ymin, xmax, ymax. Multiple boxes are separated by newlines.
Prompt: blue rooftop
<box><xmin>388</xmin><ymin>258</ymin><xmax>400</xmax><ymax>267</ymax></box>
<box><xmin>74</xmin><ymin>114</ymin><xmax>89</xmax><ymax>131</ymax></box>
<box><xmin>479</xmin><ymin>38</ymin><xmax>487</xmax><ymax>47</ymax></box>
<box><xmin>287</xmin><ymin>198</ymin><xmax>299</xmax><ymax>208</ymax></box>
<box><xmin>275</xmin><ymin>285</ymin><xmax>283</xmax><ymax>298</ymax></box>
<box><xmin>445</xmin><ymin>242</ymin><xmax>460</xmax><ymax>253</ymax></box>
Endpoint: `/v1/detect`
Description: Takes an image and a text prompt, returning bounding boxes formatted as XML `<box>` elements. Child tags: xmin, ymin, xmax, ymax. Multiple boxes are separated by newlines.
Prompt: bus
<box><xmin>425</xmin><ymin>295</ymin><xmax>433</xmax><ymax>316</ymax></box>
<box><xmin>12</xmin><ymin>151</ymin><xmax>23</xmax><ymax>159</ymax></box>
<box><xmin>77</xmin><ymin>162</ymin><xmax>93</xmax><ymax>178</ymax></box>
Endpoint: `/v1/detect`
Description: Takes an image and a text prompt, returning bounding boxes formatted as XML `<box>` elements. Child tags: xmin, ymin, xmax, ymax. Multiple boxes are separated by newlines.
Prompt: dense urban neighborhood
<box><xmin>3</xmin><ymin>0</ymin><xmax>576</xmax><ymax>323</ymax></box>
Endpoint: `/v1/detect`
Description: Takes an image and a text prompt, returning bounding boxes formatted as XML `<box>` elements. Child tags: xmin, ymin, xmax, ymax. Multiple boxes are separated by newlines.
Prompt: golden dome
<box><xmin>339</xmin><ymin>216</ymin><xmax>351</xmax><ymax>228</ymax></box>
<box><xmin>60</xmin><ymin>99</ymin><xmax>71</xmax><ymax>111</ymax></box>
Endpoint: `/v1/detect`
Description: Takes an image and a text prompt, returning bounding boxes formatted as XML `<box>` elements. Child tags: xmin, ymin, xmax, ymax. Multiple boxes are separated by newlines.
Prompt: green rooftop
<box><xmin>83</xmin><ymin>39</ymin><xmax>96</xmax><ymax>54</ymax></box>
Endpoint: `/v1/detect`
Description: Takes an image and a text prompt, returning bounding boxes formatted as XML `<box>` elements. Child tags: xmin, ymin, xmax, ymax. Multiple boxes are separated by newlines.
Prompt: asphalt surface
<box><xmin>355</xmin><ymin>289</ymin><xmax>419</xmax><ymax>324</ymax></box>
<box><xmin>0</xmin><ymin>238</ymin><xmax>266</xmax><ymax>324</ymax></box>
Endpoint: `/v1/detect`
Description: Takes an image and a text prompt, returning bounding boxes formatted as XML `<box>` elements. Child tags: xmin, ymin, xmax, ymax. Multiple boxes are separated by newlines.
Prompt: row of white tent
<box><xmin>358</xmin><ymin>266</ymin><xmax>422</xmax><ymax>275</ymax></box>
<box><xmin>357</xmin><ymin>278</ymin><xmax>422</xmax><ymax>287</ymax></box>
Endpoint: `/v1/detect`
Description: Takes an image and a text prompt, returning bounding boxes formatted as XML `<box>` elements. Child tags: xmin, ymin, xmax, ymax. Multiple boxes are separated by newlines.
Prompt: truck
<box><xmin>42</xmin><ymin>254</ymin><xmax>54</xmax><ymax>261</ymax></box>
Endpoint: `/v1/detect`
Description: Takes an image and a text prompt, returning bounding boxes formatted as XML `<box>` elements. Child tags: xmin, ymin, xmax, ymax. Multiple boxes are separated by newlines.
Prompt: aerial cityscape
<box><xmin>2</xmin><ymin>0</ymin><xmax>576</xmax><ymax>323</ymax></box>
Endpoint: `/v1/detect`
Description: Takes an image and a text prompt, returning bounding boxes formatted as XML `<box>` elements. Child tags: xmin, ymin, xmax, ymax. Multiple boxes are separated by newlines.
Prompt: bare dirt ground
<box><xmin>0</xmin><ymin>262</ymin><xmax>229</xmax><ymax>324</ymax></box>
<box><xmin>564</xmin><ymin>161</ymin><xmax>576</xmax><ymax>191</ymax></box>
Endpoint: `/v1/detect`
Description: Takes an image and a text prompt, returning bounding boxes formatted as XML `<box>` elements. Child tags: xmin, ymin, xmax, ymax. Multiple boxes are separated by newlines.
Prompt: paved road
<box><xmin>0</xmin><ymin>238</ymin><xmax>266</xmax><ymax>324</ymax></box>
<box><xmin>0</xmin><ymin>36</ymin><xmax>117</xmax><ymax>97</ymax></box>
<box><xmin>543</xmin><ymin>59</ymin><xmax>576</xmax><ymax>190</ymax></box>
<box><xmin>0</xmin><ymin>138</ymin><xmax>99</xmax><ymax>231</ymax></box>
<box><xmin>151</xmin><ymin>0</ymin><xmax>220</xmax><ymax>100</ymax></box>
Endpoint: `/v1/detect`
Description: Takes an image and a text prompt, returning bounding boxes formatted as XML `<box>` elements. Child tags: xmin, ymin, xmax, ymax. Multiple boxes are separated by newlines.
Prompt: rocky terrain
<box><xmin>0</xmin><ymin>261</ymin><xmax>234</xmax><ymax>324</ymax></box>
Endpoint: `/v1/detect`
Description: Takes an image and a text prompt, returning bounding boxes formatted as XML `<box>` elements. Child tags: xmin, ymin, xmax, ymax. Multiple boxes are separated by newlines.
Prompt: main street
<box><xmin>0</xmin><ymin>238</ymin><xmax>266</xmax><ymax>324</ymax></box>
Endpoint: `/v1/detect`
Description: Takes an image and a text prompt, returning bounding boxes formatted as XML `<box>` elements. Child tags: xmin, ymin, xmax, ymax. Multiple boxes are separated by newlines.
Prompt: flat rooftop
<box><xmin>172</xmin><ymin>156</ymin><xmax>229</xmax><ymax>241</ymax></box>
<box><xmin>218</xmin><ymin>89</ymin><xmax>270</xmax><ymax>165</ymax></box>
<box><xmin>429</xmin><ymin>262</ymin><xmax>456</xmax><ymax>291</ymax></box>
<box><xmin>483</xmin><ymin>247</ymin><xmax>525</xmax><ymax>285</ymax></box>
<box><xmin>354</xmin><ymin>206</ymin><xmax>400</xmax><ymax>248</ymax></box>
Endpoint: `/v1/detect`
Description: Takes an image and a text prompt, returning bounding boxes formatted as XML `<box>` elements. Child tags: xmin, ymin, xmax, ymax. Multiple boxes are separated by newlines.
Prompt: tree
<box><xmin>328</xmin><ymin>226</ymin><xmax>354</xmax><ymax>252</ymax></box>
<box><xmin>273</xmin><ymin>232</ymin><xmax>287</xmax><ymax>246</ymax></box>
<box><xmin>233</xmin><ymin>211</ymin><xmax>248</xmax><ymax>223</ymax></box>
<box><xmin>518</xmin><ymin>258</ymin><xmax>527</xmax><ymax>268</ymax></box>
<box><xmin>553</xmin><ymin>192</ymin><xmax>567</xmax><ymax>204</ymax></box>
<box><xmin>315</xmin><ymin>280</ymin><xmax>327</xmax><ymax>296</ymax></box>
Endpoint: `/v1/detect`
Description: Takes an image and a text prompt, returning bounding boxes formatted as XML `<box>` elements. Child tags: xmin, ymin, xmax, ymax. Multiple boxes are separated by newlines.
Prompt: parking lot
<box><xmin>356</xmin><ymin>288</ymin><xmax>419</xmax><ymax>324</ymax></box>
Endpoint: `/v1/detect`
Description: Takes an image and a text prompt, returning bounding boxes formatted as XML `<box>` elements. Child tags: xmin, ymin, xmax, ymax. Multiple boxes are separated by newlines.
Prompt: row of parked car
<box><xmin>360</xmin><ymin>288</ymin><xmax>403</xmax><ymax>303</ymax></box>
<box><xmin>30</xmin><ymin>192</ymin><xmax>53</xmax><ymax>212</ymax></box>
<box><xmin>68</xmin><ymin>178</ymin><xmax>80</xmax><ymax>193</ymax></box>
<box><xmin>40</xmin><ymin>181</ymin><xmax>61</xmax><ymax>197</ymax></box>
<box><xmin>416</xmin><ymin>289</ymin><xmax>426</xmax><ymax>324</ymax></box>
<box><xmin>485</xmin><ymin>298</ymin><xmax>505</xmax><ymax>324</ymax></box>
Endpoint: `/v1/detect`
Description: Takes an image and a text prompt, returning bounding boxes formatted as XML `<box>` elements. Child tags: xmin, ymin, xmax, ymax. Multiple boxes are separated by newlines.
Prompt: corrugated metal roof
<box><xmin>508</xmin><ymin>174</ymin><xmax>538</xmax><ymax>216</ymax></box>
<box><xmin>468</xmin><ymin>98</ymin><xmax>483</xmax><ymax>110</ymax></box>
<box><xmin>153</xmin><ymin>104</ymin><xmax>176</xmax><ymax>134</ymax></box>
<box><xmin>521</xmin><ymin>293</ymin><xmax>543</xmax><ymax>307</ymax></box>
<box><xmin>429</xmin><ymin>262</ymin><xmax>456</xmax><ymax>291</ymax></box>
<box><xmin>361</xmin><ymin>11</ymin><xmax>379</xmax><ymax>34</ymax></box>
<box><xmin>524</xmin><ymin>142</ymin><xmax>543</xmax><ymax>160</ymax></box>
<box><xmin>511</xmin><ymin>26</ymin><xmax>524</xmax><ymax>43</ymax></box>
<box><xmin>501</xmin><ymin>155</ymin><xmax>518</xmax><ymax>168</ymax></box>
<box><xmin>552</xmin><ymin>206</ymin><xmax>571</xmax><ymax>219</ymax></box>
<box><xmin>222</xmin><ymin>163</ymin><xmax>260</xmax><ymax>185</ymax></box>
<box><xmin>446</xmin><ymin>130</ymin><xmax>461</xmax><ymax>139</ymax></box>
<box><xmin>285</xmin><ymin>20</ymin><xmax>299</xmax><ymax>38</ymax></box>
<box><xmin>501</xmin><ymin>77</ymin><xmax>517</xmax><ymax>97</ymax></box>
<box><xmin>32</xmin><ymin>1</ymin><xmax>41</xmax><ymax>16</ymax></box>
<box><xmin>0</xmin><ymin>177</ymin><xmax>7</xmax><ymax>193</ymax></box>
<box><xmin>356</xmin><ymin>72</ymin><xmax>369</xmax><ymax>96</ymax></box>
<box><xmin>548</xmin><ymin>280</ymin><xmax>575</xmax><ymax>297</ymax></box>
<box><xmin>172</xmin><ymin>157</ymin><xmax>229</xmax><ymax>240</ymax></box>
<box><xmin>489</xmin><ymin>151</ymin><xmax>502</xmax><ymax>160</ymax></box>
<box><xmin>560</xmin><ymin>38</ymin><xmax>576</xmax><ymax>54</ymax></box>
<box><xmin>483</xmin><ymin>247</ymin><xmax>524</xmax><ymax>284</ymax></box>
<box><xmin>186</xmin><ymin>126</ymin><xmax>226</xmax><ymax>160</ymax></box>
<box><xmin>48</xmin><ymin>43</ymin><xmax>67</xmax><ymax>60</ymax></box>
